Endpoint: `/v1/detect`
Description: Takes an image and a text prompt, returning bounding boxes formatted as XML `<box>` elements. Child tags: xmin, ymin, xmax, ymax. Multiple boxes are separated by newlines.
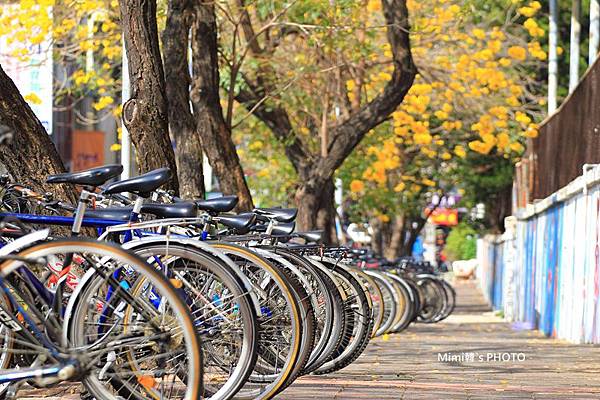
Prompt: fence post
<box><xmin>548</xmin><ymin>0</ymin><xmax>559</xmax><ymax>112</ymax></box>
<box><xmin>590</xmin><ymin>0</ymin><xmax>600</xmax><ymax>64</ymax></box>
<box><xmin>569</xmin><ymin>0</ymin><xmax>582</xmax><ymax>93</ymax></box>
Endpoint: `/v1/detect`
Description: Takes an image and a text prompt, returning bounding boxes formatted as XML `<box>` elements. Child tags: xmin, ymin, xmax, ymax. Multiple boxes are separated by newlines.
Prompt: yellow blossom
<box><xmin>510</xmin><ymin>142</ymin><xmax>525</xmax><ymax>153</ymax></box>
<box><xmin>472</xmin><ymin>28</ymin><xmax>486</xmax><ymax>40</ymax></box>
<box><xmin>110</xmin><ymin>143</ymin><xmax>122</xmax><ymax>151</ymax></box>
<box><xmin>518</xmin><ymin>6</ymin><xmax>537</xmax><ymax>17</ymax></box>
<box><xmin>454</xmin><ymin>145</ymin><xmax>467</xmax><ymax>158</ymax></box>
<box><xmin>248</xmin><ymin>141</ymin><xmax>264</xmax><ymax>151</ymax></box>
<box><xmin>422</xmin><ymin>178</ymin><xmax>436</xmax><ymax>187</ymax></box>
<box><xmin>508</xmin><ymin>46</ymin><xmax>527</xmax><ymax>61</ymax></box>
<box><xmin>350</xmin><ymin>180</ymin><xmax>365</xmax><ymax>193</ymax></box>
<box><xmin>394</xmin><ymin>182</ymin><xmax>406</xmax><ymax>192</ymax></box>
<box><xmin>24</xmin><ymin>93</ymin><xmax>42</xmax><ymax>105</ymax></box>
<box><xmin>92</xmin><ymin>96</ymin><xmax>114</xmax><ymax>111</ymax></box>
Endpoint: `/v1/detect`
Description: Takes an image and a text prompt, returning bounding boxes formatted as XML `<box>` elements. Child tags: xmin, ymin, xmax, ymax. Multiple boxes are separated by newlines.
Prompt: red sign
<box><xmin>71</xmin><ymin>130</ymin><xmax>105</xmax><ymax>171</ymax></box>
<box><xmin>428</xmin><ymin>208</ymin><xmax>459</xmax><ymax>226</ymax></box>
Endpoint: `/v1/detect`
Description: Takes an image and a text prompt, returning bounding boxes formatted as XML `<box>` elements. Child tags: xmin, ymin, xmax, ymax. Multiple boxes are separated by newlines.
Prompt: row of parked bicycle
<box><xmin>0</xmin><ymin>163</ymin><xmax>455</xmax><ymax>399</ymax></box>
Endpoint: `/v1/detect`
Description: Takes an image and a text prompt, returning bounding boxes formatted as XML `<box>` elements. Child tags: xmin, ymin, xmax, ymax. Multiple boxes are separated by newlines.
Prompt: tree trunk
<box><xmin>399</xmin><ymin>216</ymin><xmax>429</xmax><ymax>257</ymax></box>
<box><xmin>162</xmin><ymin>0</ymin><xmax>204</xmax><ymax>199</ymax></box>
<box><xmin>294</xmin><ymin>176</ymin><xmax>336</xmax><ymax>242</ymax></box>
<box><xmin>369</xmin><ymin>218</ymin><xmax>387</xmax><ymax>256</ymax></box>
<box><xmin>488</xmin><ymin>184</ymin><xmax>512</xmax><ymax>233</ymax></box>
<box><xmin>385</xmin><ymin>214</ymin><xmax>405</xmax><ymax>259</ymax></box>
<box><xmin>0</xmin><ymin>63</ymin><xmax>76</xmax><ymax>203</ymax></box>
<box><xmin>119</xmin><ymin>0</ymin><xmax>179</xmax><ymax>192</ymax></box>
<box><xmin>402</xmin><ymin>227</ymin><xmax>417</xmax><ymax>257</ymax></box>
<box><xmin>316</xmin><ymin>178</ymin><xmax>337</xmax><ymax>243</ymax></box>
<box><xmin>397</xmin><ymin>225</ymin><xmax>408</xmax><ymax>256</ymax></box>
<box><xmin>295</xmin><ymin>182</ymin><xmax>322</xmax><ymax>234</ymax></box>
<box><xmin>189</xmin><ymin>1</ymin><xmax>253</xmax><ymax>210</ymax></box>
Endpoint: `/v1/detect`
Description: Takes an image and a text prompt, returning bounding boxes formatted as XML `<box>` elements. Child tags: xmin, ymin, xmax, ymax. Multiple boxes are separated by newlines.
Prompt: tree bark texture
<box><xmin>488</xmin><ymin>184</ymin><xmax>512</xmax><ymax>233</ymax></box>
<box><xmin>295</xmin><ymin>177</ymin><xmax>338</xmax><ymax>244</ymax></box>
<box><xmin>0</xmin><ymin>63</ymin><xmax>76</xmax><ymax>203</ymax></box>
<box><xmin>162</xmin><ymin>0</ymin><xmax>205</xmax><ymax>199</ymax></box>
<box><xmin>189</xmin><ymin>1</ymin><xmax>253</xmax><ymax>210</ymax></box>
<box><xmin>369</xmin><ymin>218</ymin><xmax>384</xmax><ymax>256</ymax></box>
<box><xmin>119</xmin><ymin>0</ymin><xmax>179</xmax><ymax>192</ymax></box>
<box><xmin>385</xmin><ymin>215</ymin><xmax>405</xmax><ymax>259</ymax></box>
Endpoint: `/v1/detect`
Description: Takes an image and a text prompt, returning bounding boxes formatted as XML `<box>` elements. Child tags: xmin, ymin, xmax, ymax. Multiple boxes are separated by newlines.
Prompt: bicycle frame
<box><xmin>0</xmin><ymin>206</ymin><xmax>263</xmax><ymax>320</ymax></box>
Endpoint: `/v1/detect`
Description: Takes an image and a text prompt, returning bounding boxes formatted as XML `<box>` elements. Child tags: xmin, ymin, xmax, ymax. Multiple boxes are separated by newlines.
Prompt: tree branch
<box><xmin>235</xmin><ymin>82</ymin><xmax>314</xmax><ymax>174</ymax></box>
<box><xmin>315</xmin><ymin>0</ymin><xmax>417</xmax><ymax>183</ymax></box>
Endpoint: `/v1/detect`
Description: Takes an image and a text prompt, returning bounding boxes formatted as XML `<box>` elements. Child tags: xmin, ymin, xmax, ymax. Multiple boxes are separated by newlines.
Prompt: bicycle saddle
<box><xmin>141</xmin><ymin>202</ymin><xmax>197</xmax><ymax>219</ymax></box>
<box><xmin>296</xmin><ymin>230</ymin><xmax>323</xmax><ymax>244</ymax></box>
<box><xmin>253</xmin><ymin>208</ymin><xmax>297</xmax><ymax>223</ymax></box>
<box><xmin>195</xmin><ymin>196</ymin><xmax>238</xmax><ymax>214</ymax></box>
<box><xmin>250</xmin><ymin>221</ymin><xmax>296</xmax><ymax>235</ymax></box>
<box><xmin>47</xmin><ymin>164</ymin><xmax>123</xmax><ymax>187</ymax></box>
<box><xmin>273</xmin><ymin>222</ymin><xmax>296</xmax><ymax>236</ymax></box>
<box><xmin>103</xmin><ymin>168</ymin><xmax>171</xmax><ymax>198</ymax></box>
<box><xmin>218</xmin><ymin>213</ymin><xmax>257</xmax><ymax>234</ymax></box>
<box><xmin>84</xmin><ymin>207</ymin><xmax>133</xmax><ymax>221</ymax></box>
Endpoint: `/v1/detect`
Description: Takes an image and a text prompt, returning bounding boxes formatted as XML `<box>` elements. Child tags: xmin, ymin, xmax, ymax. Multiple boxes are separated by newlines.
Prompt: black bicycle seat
<box><xmin>272</xmin><ymin>222</ymin><xmax>296</xmax><ymax>236</ymax></box>
<box><xmin>218</xmin><ymin>213</ymin><xmax>257</xmax><ymax>234</ymax></box>
<box><xmin>254</xmin><ymin>208</ymin><xmax>297</xmax><ymax>223</ymax></box>
<box><xmin>84</xmin><ymin>207</ymin><xmax>133</xmax><ymax>221</ymax></box>
<box><xmin>103</xmin><ymin>168</ymin><xmax>171</xmax><ymax>198</ymax></box>
<box><xmin>250</xmin><ymin>221</ymin><xmax>295</xmax><ymax>235</ymax></box>
<box><xmin>296</xmin><ymin>230</ymin><xmax>323</xmax><ymax>244</ymax></box>
<box><xmin>47</xmin><ymin>164</ymin><xmax>123</xmax><ymax>187</ymax></box>
<box><xmin>195</xmin><ymin>196</ymin><xmax>238</xmax><ymax>214</ymax></box>
<box><xmin>141</xmin><ymin>202</ymin><xmax>197</xmax><ymax>219</ymax></box>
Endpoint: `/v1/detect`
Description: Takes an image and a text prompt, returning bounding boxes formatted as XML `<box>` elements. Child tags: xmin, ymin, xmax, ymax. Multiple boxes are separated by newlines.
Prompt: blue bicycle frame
<box><xmin>0</xmin><ymin>211</ymin><xmax>196</xmax><ymax>332</ymax></box>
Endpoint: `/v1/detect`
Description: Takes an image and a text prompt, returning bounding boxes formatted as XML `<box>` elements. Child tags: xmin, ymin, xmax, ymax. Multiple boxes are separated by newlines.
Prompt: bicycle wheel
<box><xmin>0</xmin><ymin>292</ymin><xmax>16</xmax><ymax>397</ymax></box>
<box><xmin>398</xmin><ymin>274</ymin><xmax>424</xmax><ymax>322</ymax></box>
<box><xmin>364</xmin><ymin>271</ymin><xmax>397</xmax><ymax>336</ymax></box>
<box><xmin>437</xmin><ymin>279</ymin><xmax>456</xmax><ymax>321</ymax></box>
<box><xmin>302</xmin><ymin>257</ymin><xmax>347</xmax><ymax>373</ymax></box>
<box><xmin>352</xmin><ymin>269</ymin><xmax>384</xmax><ymax>338</ymax></box>
<box><xmin>209</xmin><ymin>242</ymin><xmax>301</xmax><ymax>400</ymax></box>
<box><xmin>4</xmin><ymin>239</ymin><xmax>203</xmax><ymax>400</ymax></box>
<box><xmin>128</xmin><ymin>242</ymin><xmax>259</xmax><ymax>400</ymax></box>
<box><xmin>263</xmin><ymin>247</ymin><xmax>351</xmax><ymax>375</ymax></box>
<box><xmin>313</xmin><ymin>260</ymin><xmax>373</xmax><ymax>375</ymax></box>
<box><xmin>252</xmin><ymin>248</ymin><xmax>316</xmax><ymax>385</ymax></box>
<box><xmin>385</xmin><ymin>273</ymin><xmax>416</xmax><ymax>333</ymax></box>
<box><xmin>417</xmin><ymin>275</ymin><xmax>447</xmax><ymax>323</ymax></box>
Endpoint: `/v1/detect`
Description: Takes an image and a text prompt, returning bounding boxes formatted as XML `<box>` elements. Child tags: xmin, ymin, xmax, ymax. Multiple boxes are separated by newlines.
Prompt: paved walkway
<box><xmin>280</xmin><ymin>280</ymin><xmax>600</xmax><ymax>399</ymax></box>
<box><xmin>19</xmin><ymin>280</ymin><xmax>600</xmax><ymax>399</ymax></box>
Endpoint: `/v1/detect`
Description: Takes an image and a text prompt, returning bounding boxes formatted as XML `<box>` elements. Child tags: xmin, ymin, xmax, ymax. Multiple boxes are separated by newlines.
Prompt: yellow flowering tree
<box><xmin>224</xmin><ymin>0</ymin><xmax>547</xmax><ymax>247</ymax></box>
<box><xmin>0</xmin><ymin>0</ymin><xmax>123</xmax><ymax>198</ymax></box>
<box><xmin>335</xmin><ymin>0</ymin><xmax>547</xmax><ymax>253</ymax></box>
<box><xmin>0</xmin><ymin>0</ymin><xmax>123</xmax><ymax>124</ymax></box>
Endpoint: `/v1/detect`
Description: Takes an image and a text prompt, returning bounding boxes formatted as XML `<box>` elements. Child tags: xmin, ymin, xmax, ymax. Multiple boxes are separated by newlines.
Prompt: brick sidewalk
<box><xmin>280</xmin><ymin>279</ymin><xmax>600</xmax><ymax>399</ymax></box>
<box><xmin>18</xmin><ymin>279</ymin><xmax>600</xmax><ymax>399</ymax></box>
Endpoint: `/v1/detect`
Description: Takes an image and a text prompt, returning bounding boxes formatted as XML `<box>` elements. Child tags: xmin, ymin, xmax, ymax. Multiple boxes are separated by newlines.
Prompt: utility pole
<box><xmin>591</xmin><ymin>0</ymin><xmax>600</xmax><ymax>65</ymax></box>
<box><xmin>121</xmin><ymin>40</ymin><xmax>131</xmax><ymax>180</ymax></box>
<box><xmin>548</xmin><ymin>0</ymin><xmax>559</xmax><ymax>113</ymax></box>
<box><xmin>569</xmin><ymin>0</ymin><xmax>581</xmax><ymax>93</ymax></box>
